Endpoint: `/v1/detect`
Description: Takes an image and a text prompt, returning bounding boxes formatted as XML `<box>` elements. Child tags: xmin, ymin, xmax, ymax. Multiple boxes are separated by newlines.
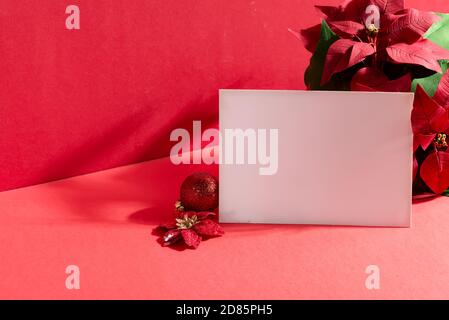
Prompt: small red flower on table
<box><xmin>157</xmin><ymin>210</ymin><xmax>224</xmax><ymax>249</ymax></box>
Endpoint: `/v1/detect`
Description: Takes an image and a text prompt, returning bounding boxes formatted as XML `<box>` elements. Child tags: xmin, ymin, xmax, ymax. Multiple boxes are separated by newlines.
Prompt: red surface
<box><xmin>1</xmin><ymin>156</ymin><xmax>449</xmax><ymax>299</ymax></box>
<box><xmin>2</xmin><ymin>0</ymin><xmax>446</xmax><ymax>192</ymax></box>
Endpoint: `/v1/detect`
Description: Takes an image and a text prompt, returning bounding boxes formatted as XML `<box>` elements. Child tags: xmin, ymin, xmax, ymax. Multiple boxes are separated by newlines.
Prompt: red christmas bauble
<box><xmin>180</xmin><ymin>172</ymin><xmax>218</xmax><ymax>211</ymax></box>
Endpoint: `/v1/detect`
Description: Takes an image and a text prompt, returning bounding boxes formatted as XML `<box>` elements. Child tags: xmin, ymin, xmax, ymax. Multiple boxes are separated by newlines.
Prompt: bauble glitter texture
<box><xmin>179</xmin><ymin>172</ymin><xmax>219</xmax><ymax>212</ymax></box>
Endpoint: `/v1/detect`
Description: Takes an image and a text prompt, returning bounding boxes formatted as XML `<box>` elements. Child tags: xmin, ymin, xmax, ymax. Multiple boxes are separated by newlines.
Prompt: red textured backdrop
<box><xmin>0</xmin><ymin>0</ymin><xmax>446</xmax><ymax>191</ymax></box>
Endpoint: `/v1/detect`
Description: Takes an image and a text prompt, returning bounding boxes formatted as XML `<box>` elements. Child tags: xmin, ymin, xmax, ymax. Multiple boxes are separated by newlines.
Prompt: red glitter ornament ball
<box><xmin>180</xmin><ymin>172</ymin><xmax>219</xmax><ymax>212</ymax></box>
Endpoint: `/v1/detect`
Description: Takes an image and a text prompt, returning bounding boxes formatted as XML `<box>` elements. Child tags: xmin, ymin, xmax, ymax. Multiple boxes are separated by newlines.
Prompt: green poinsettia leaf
<box><xmin>304</xmin><ymin>20</ymin><xmax>339</xmax><ymax>90</ymax></box>
<box><xmin>411</xmin><ymin>14</ymin><xmax>449</xmax><ymax>96</ymax></box>
<box><xmin>412</xmin><ymin>60</ymin><xmax>448</xmax><ymax>96</ymax></box>
<box><xmin>425</xmin><ymin>13</ymin><xmax>449</xmax><ymax>50</ymax></box>
<box><xmin>442</xmin><ymin>189</ymin><xmax>449</xmax><ymax>197</ymax></box>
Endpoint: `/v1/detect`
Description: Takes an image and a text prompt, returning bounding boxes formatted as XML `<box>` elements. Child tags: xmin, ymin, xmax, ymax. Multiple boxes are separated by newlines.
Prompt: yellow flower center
<box><xmin>176</xmin><ymin>214</ymin><xmax>198</xmax><ymax>230</ymax></box>
<box><xmin>175</xmin><ymin>200</ymin><xmax>185</xmax><ymax>212</ymax></box>
<box><xmin>434</xmin><ymin>133</ymin><xmax>448</xmax><ymax>150</ymax></box>
<box><xmin>366</xmin><ymin>24</ymin><xmax>379</xmax><ymax>36</ymax></box>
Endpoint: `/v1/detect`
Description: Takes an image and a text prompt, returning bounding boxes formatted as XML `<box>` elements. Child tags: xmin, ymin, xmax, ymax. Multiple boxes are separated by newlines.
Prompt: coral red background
<box><xmin>0</xmin><ymin>0</ymin><xmax>446</xmax><ymax>191</ymax></box>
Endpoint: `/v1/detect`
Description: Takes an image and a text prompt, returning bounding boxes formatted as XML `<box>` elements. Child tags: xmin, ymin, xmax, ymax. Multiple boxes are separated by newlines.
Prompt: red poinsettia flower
<box><xmin>300</xmin><ymin>0</ymin><xmax>448</xmax><ymax>90</ymax></box>
<box><xmin>301</xmin><ymin>0</ymin><xmax>406</xmax><ymax>53</ymax></box>
<box><xmin>156</xmin><ymin>211</ymin><xmax>224</xmax><ymax>249</ymax></box>
<box><xmin>412</xmin><ymin>85</ymin><xmax>449</xmax><ymax>152</ymax></box>
<box><xmin>412</xmin><ymin>82</ymin><xmax>449</xmax><ymax>194</ymax></box>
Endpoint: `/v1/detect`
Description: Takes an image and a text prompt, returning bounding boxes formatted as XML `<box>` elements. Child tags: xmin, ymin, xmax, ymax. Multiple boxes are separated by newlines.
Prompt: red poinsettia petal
<box><xmin>328</xmin><ymin>20</ymin><xmax>365</xmax><ymax>37</ymax></box>
<box><xmin>377</xmin><ymin>0</ymin><xmax>404</xmax><ymax>14</ymax></box>
<box><xmin>342</xmin><ymin>0</ymin><xmax>403</xmax><ymax>22</ymax></box>
<box><xmin>420</xmin><ymin>151</ymin><xmax>449</xmax><ymax>194</ymax></box>
<box><xmin>366</xmin><ymin>0</ymin><xmax>405</xmax><ymax>15</ymax></box>
<box><xmin>386</xmin><ymin>39</ymin><xmax>449</xmax><ymax>73</ymax></box>
<box><xmin>315</xmin><ymin>5</ymin><xmax>343</xmax><ymax>20</ymax></box>
<box><xmin>340</xmin><ymin>0</ymin><xmax>367</xmax><ymax>20</ymax></box>
<box><xmin>386</xmin><ymin>9</ymin><xmax>439</xmax><ymax>44</ymax></box>
<box><xmin>181</xmin><ymin>229</ymin><xmax>202</xmax><ymax>248</ymax></box>
<box><xmin>414</xmin><ymin>133</ymin><xmax>438</xmax><ymax>152</ymax></box>
<box><xmin>381</xmin><ymin>12</ymin><xmax>400</xmax><ymax>31</ymax></box>
<box><xmin>413</xmin><ymin>155</ymin><xmax>418</xmax><ymax>181</ymax></box>
<box><xmin>193</xmin><ymin>219</ymin><xmax>225</xmax><ymax>237</ymax></box>
<box><xmin>350</xmin><ymin>42</ymin><xmax>376</xmax><ymax>67</ymax></box>
<box><xmin>322</xmin><ymin>39</ymin><xmax>375</xmax><ymax>84</ymax></box>
<box><xmin>159</xmin><ymin>221</ymin><xmax>177</xmax><ymax>229</ymax></box>
<box><xmin>298</xmin><ymin>24</ymin><xmax>322</xmax><ymax>53</ymax></box>
<box><xmin>434</xmin><ymin>70</ymin><xmax>449</xmax><ymax>110</ymax></box>
<box><xmin>322</xmin><ymin>39</ymin><xmax>356</xmax><ymax>84</ymax></box>
<box><xmin>412</xmin><ymin>85</ymin><xmax>449</xmax><ymax>137</ymax></box>
<box><xmin>350</xmin><ymin>67</ymin><xmax>411</xmax><ymax>92</ymax></box>
<box><xmin>195</xmin><ymin>211</ymin><xmax>216</xmax><ymax>220</ymax></box>
<box><xmin>163</xmin><ymin>229</ymin><xmax>182</xmax><ymax>246</ymax></box>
